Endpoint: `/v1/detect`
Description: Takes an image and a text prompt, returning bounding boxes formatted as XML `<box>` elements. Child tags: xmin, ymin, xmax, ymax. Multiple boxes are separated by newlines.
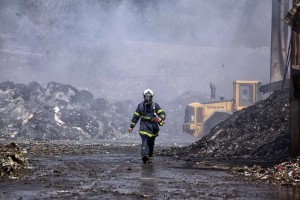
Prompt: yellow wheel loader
<box><xmin>183</xmin><ymin>80</ymin><xmax>263</xmax><ymax>138</ymax></box>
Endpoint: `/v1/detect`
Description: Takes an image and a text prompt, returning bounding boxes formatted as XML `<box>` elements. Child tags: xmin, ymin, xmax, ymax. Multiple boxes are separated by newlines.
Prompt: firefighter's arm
<box><xmin>128</xmin><ymin>108</ymin><xmax>141</xmax><ymax>133</ymax></box>
<box><xmin>156</xmin><ymin>105</ymin><xmax>166</xmax><ymax>125</ymax></box>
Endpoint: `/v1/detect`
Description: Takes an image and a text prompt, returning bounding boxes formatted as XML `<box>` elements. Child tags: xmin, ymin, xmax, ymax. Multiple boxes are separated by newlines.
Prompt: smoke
<box><xmin>0</xmin><ymin>0</ymin><xmax>271</xmax><ymax>103</ymax></box>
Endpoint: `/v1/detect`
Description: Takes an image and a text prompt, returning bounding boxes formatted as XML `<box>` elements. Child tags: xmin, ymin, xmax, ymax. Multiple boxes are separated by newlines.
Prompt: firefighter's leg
<box><xmin>147</xmin><ymin>136</ymin><xmax>156</xmax><ymax>157</ymax></box>
<box><xmin>140</xmin><ymin>135</ymin><xmax>149</xmax><ymax>163</ymax></box>
<box><xmin>147</xmin><ymin>136</ymin><xmax>155</xmax><ymax>163</ymax></box>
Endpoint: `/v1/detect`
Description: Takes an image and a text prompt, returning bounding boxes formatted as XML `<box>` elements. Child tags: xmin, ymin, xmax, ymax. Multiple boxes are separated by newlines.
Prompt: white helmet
<box><xmin>143</xmin><ymin>89</ymin><xmax>154</xmax><ymax>96</ymax></box>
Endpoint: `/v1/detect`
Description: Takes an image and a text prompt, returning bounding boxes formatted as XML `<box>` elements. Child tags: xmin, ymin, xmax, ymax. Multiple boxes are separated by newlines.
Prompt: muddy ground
<box><xmin>0</xmin><ymin>140</ymin><xmax>299</xmax><ymax>200</ymax></box>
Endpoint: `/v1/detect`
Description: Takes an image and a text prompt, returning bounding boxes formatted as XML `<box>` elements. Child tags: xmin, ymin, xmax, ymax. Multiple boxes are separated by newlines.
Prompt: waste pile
<box><xmin>163</xmin><ymin>92</ymin><xmax>289</xmax><ymax>163</ymax></box>
<box><xmin>196</xmin><ymin>92</ymin><xmax>289</xmax><ymax>163</ymax></box>
<box><xmin>0</xmin><ymin>142</ymin><xmax>26</xmax><ymax>178</ymax></box>
<box><xmin>234</xmin><ymin>157</ymin><xmax>300</xmax><ymax>186</ymax></box>
<box><xmin>159</xmin><ymin>92</ymin><xmax>298</xmax><ymax>184</ymax></box>
<box><xmin>0</xmin><ymin>81</ymin><xmax>134</xmax><ymax>141</ymax></box>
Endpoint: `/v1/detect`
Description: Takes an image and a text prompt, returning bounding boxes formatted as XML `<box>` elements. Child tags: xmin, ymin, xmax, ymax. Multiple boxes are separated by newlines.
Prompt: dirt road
<box><xmin>0</xmin><ymin>140</ymin><xmax>299</xmax><ymax>200</ymax></box>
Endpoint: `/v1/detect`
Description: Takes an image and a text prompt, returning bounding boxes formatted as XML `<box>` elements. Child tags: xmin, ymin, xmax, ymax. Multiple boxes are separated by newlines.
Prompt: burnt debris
<box><xmin>161</xmin><ymin>92</ymin><xmax>290</xmax><ymax>164</ymax></box>
<box><xmin>0</xmin><ymin>81</ymin><xmax>133</xmax><ymax>141</ymax></box>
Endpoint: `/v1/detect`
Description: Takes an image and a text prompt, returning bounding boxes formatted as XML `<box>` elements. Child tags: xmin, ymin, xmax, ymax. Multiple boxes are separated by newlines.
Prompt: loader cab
<box><xmin>233</xmin><ymin>80</ymin><xmax>262</xmax><ymax>111</ymax></box>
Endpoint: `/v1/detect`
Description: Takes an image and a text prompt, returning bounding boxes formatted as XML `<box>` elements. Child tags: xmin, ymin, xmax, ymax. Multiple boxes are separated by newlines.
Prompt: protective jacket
<box><xmin>130</xmin><ymin>101</ymin><xmax>166</xmax><ymax>137</ymax></box>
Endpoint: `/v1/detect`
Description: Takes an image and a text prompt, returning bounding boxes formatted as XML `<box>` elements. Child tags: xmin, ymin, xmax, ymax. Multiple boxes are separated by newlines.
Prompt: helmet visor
<box><xmin>144</xmin><ymin>94</ymin><xmax>153</xmax><ymax>101</ymax></box>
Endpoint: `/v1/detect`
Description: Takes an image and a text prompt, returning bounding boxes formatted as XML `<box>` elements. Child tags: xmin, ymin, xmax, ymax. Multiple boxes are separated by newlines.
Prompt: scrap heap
<box><xmin>160</xmin><ymin>92</ymin><xmax>300</xmax><ymax>185</ymax></box>
<box><xmin>168</xmin><ymin>93</ymin><xmax>289</xmax><ymax>163</ymax></box>
<box><xmin>0</xmin><ymin>142</ymin><xmax>26</xmax><ymax>178</ymax></box>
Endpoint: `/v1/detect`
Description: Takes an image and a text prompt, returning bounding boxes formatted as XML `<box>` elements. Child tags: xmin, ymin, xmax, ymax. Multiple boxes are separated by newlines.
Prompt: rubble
<box><xmin>0</xmin><ymin>81</ymin><xmax>133</xmax><ymax>141</ymax></box>
<box><xmin>159</xmin><ymin>92</ymin><xmax>298</xmax><ymax>185</ymax></box>
<box><xmin>0</xmin><ymin>142</ymin><xmax>26</xmax><ymax>178</ymax></box>
<box><xmin>195</xmin><ymin>92</ymin><xmax>289</xmax><ymax>163</ymax></box>
<box><xmin>162</xmin><ymin>93</ymin><xmax>289</xmax><ymax>162</ymax></box>
<box><xmin>0</xmin><ymin>80</ymin><xmax>194</xmax><ymax>141</ymax></box>
<box><xmin>234</xmin><ymin>156</ymin><xmax>300</xmax><ymax>186</ymax></box>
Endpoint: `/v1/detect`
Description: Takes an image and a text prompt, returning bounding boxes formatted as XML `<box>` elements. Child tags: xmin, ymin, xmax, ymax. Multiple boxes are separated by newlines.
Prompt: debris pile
<box><xmin>163</xmin><ymin>93</ymin><xmax>289</xmax><ymax>163</ymax></box>
<box><xmin>234</xmin><ymin>157</ymin><xmax>300</xmax><ymax>186</ymax></box>
<box><xmin>202</xmin><ymin>93</ymin><xmax>288</xmax><ymax>162</ymax></box>
<box><xmin>159</xmin><ymin>92</ymin><xmax>294</xmax><ymax>183</ymax></box>
<box><xmin>0</xmin><ymin>142</ymin><xmax>26</xmax><ymax>178</ymax></box>
<box><xmin>159</xmin><ymin>92</ymin><xmax>300</xmax><ymax>185</ymax></box>
<box><xmin>0</xmin><ymin>81</ymin><xmax>134</xmax><ymax>141</ymax></box>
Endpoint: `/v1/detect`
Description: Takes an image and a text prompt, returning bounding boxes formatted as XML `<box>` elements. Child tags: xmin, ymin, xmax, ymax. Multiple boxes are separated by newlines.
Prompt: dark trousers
<box><xmin>140</xmin><ymin>135</ymin><xmax>156</xmax><ymax>157</ymax></box>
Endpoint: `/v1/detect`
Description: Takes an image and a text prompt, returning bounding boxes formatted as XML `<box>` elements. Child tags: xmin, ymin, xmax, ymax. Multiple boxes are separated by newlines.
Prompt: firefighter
<box><xmin>128</xmin><ymin>89</ymin><xmax>166</xmax><ymax>163</ymax></box>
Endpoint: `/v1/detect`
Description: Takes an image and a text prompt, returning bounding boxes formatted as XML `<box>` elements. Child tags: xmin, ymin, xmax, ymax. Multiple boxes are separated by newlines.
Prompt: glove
<box><xmin>151</xmin><ymin>116</ymin><xmax>162</xmax><ymax>123</ymax></box>
<box><xmin>128</xmin><ymin>127</ymin><xmax>133</xmax><ymax>133</ymax></box>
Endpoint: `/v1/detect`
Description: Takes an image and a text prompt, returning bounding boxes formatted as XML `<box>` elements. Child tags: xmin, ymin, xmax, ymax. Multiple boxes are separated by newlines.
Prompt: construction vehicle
<box><xmin>183</xmin><ymin>80</ymin><xmax>263</xmax><ymax>138</ymax></box>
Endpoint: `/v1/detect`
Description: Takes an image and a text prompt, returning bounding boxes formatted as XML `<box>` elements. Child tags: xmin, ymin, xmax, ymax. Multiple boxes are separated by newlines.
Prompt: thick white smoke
<box><xmin>0</xmin><ymin>0</ymin><xmax>271</xmax><ymax>103</ymax></box>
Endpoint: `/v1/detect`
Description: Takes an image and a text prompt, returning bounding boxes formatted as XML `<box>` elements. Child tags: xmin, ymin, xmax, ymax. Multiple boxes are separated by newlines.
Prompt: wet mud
<box><xmin>0</xmin><ymin>141</ymin><xmax>299</xmax><ymax>200</ymax></box>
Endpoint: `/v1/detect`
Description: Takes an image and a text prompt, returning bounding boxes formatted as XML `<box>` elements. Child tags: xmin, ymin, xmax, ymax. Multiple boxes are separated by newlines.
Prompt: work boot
<box><xmin>142</xmin><ymin>155</ymin><xmax>149</xmax><ymax>164</ymax></box>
